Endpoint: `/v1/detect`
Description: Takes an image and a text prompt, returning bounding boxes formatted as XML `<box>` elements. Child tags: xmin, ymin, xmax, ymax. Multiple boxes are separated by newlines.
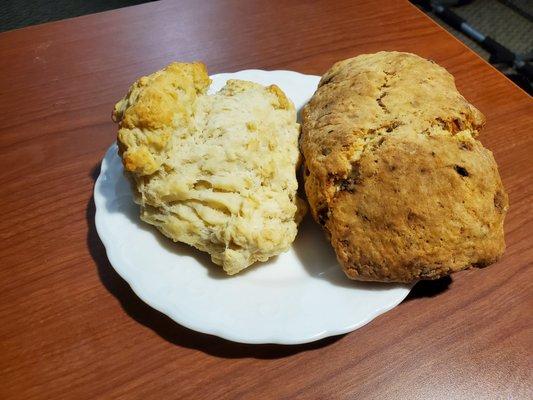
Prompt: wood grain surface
<box><xmin>0</xmin><ymin>0</ymin><xmax>531</xmax><ymax>399</ymax></box>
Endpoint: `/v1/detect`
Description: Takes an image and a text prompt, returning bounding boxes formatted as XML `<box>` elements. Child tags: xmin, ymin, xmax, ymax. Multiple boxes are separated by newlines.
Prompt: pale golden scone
<box><xmin>112</xmin><ymin>62</ymin><xmax>304</xmax><ymax>275</ymax></box>
<box><xmin>301</xmin><ymin>51</ymin><xmax>508</xmax><ymax>283</ymax></box>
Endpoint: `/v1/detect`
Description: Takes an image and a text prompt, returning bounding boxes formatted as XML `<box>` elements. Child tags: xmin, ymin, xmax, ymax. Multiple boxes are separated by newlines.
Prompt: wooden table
<box><xmin>1</xmin><ymin>0</ymin><xmax>531</xmax><ymax>398</ymax></box>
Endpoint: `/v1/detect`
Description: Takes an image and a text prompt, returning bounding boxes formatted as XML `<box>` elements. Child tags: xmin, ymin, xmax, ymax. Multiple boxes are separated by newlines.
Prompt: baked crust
<box><xmin>301</xmin><ymin>51</ymin><xmax>508</xmax><ymax>282</ymax></box>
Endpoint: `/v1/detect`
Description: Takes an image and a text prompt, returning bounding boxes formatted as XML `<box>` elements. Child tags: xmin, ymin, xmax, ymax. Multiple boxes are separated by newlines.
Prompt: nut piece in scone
<box><xmin>113</xmin><ymin>62</ymin><xmax>304</xmax><ymax>274</ymax></box>
<box><xmin>301</xmin><ymin>51</ymin><xmax>508</xmax><ymax>282</ymax></box>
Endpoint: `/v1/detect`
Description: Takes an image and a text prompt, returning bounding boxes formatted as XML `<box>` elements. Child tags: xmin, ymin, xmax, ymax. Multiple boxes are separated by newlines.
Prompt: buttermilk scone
<box><xmin>112</xmin><ymin>62</ymin><xmax>304</xmax><ymax>274</ymax></box>
<box><xmin>301</xmin><ymin>52</ymin><xmax>508</xmax><ymax>282</ymax></box>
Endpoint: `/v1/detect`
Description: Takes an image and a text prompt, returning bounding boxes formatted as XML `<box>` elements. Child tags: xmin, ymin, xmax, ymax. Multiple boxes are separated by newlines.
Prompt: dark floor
<box><xmin>1</xmin><ymin>0</ymin><xmax>531</xmax><ymax>92</ymax></box>
<box><xmin>0</xmin><ymin>0</ymin><xmax>152</xmax><ymax>32</ymax></box>
<box><xmin>412</xmin><ymin>0</ymin><xmax>533</xmax><ymax>92</ymax></box>
<box><xmin>420</xmin><ymin>0</ymin><xmax>533</xmax><ymax>59</ymax></box>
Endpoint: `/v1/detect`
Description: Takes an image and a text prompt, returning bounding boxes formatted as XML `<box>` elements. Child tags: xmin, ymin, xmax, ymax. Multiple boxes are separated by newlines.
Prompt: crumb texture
<box><xmin>113</xmin><ymin>62</ymin><xmax>303</xmax><ymax>274</ymax></box>
<box><xmin>301</xmin><ymin>51</ymin><xmax>508</xmax><ymax>282</ymax></box>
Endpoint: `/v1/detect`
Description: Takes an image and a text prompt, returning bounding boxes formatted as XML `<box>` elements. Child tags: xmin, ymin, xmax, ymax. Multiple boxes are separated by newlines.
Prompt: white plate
<box><xmin>94</xmin><ymin>70</ymin><xmax>412</xmax><ymax>344</ymax></box>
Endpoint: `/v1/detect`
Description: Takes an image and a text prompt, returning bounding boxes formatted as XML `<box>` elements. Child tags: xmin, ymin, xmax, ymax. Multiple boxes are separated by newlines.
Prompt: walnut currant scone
<box><xmin>301</xmin><ymin>51</ymin><xmax>508</xmax><ymax>283</ymax></box>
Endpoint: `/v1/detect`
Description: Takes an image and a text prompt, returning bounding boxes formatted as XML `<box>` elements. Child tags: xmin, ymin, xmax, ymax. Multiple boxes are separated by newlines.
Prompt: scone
<box><xmin>112</xmin><ymin>62</ymin><xmax>304</xmax><ymax>275</ymax></box>
<box><xmin>301</xmin><ymin>51</ymin><xmax>508</xmax><ymax>282</ymax></box>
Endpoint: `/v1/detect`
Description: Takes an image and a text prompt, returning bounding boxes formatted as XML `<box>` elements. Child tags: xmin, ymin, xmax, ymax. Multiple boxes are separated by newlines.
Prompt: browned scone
<box><xmin>300</xmin><ymin>51</ymin><xmax>509</xmax><ymax>282</ymax></box>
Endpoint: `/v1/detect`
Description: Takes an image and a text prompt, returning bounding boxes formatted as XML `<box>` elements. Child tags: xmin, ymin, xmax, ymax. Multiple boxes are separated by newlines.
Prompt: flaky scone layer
<box><xmin>113</xmin><ymin>62</ymin><xmax>303</xmax><ymax>274</ymax></box>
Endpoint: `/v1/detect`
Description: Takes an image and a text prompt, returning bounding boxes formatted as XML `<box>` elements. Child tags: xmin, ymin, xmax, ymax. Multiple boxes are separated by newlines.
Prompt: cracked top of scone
<box><xmin>301</xmin><ymin>51</ymin><xmax>508</xmax><ymax>282</ymax></box>
<box><xmin>302</xmin><ymin>51</ymin><xmax>486</xmax><ymax>183</ymax></box>
<box><xmin>113</xmin><ymin>62</ymin><xmax>304</xmax><ymax>275</ymax></box>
